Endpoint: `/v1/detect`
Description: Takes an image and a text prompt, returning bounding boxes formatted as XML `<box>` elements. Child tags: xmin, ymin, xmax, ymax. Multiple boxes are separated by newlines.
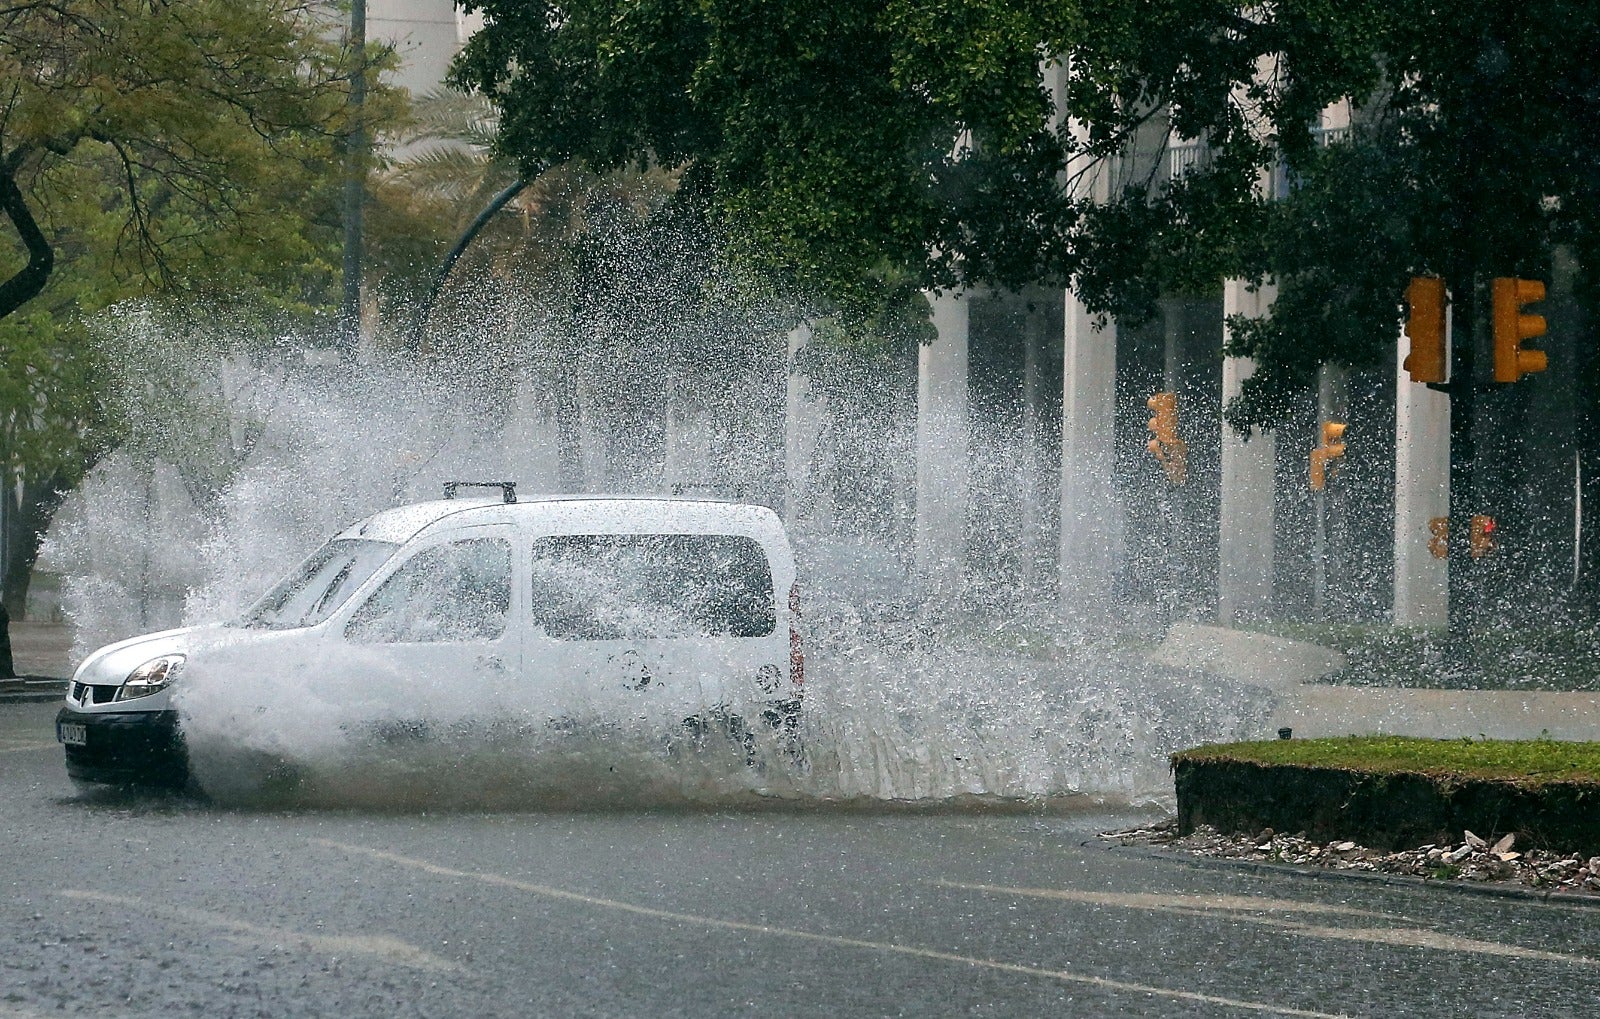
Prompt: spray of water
<box><xmin>42</xmin><ymin>296</ymin><xmax>1273</xmax><ymax>812</ymax></box>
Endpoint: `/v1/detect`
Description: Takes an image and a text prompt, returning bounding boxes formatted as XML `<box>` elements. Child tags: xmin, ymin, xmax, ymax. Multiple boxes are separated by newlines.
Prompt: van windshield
<box><xmin>530</xmin><ymin>533</ymin><xmax>775</xmax><ymax>640</ymax></box>
<box><xmin>235</xmin><ymin>538</ymin><xmax>398</xmax><ymax>631</ymax></box>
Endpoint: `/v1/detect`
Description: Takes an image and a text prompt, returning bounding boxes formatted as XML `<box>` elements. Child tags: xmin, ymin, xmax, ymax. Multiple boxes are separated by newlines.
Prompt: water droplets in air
<box><xmin>42</xmin><ymin>272</ymin><xmax>1271</xmax><ymax>812</ymax></box>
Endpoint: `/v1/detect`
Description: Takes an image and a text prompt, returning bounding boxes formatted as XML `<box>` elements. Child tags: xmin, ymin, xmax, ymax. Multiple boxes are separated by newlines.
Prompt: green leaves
<box><xmin>454</xmin><ymin>0</ymin><xmax>1600</xmax><ymax>430</ymax></box>
<box><xmin>0</xmin><ymin>0</ymin><xmax>383</xmax><ymax>503</ymax></box>
<box><xmin>453</xmin><ymin>1</ymin><xmax>1095</xmax><ymax>314</ymax></box>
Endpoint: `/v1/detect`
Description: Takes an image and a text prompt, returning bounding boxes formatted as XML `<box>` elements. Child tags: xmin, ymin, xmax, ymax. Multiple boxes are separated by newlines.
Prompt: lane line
<box><xmin>58</xmin><ymin>889</ymin><xmax>459</xmax><ymax>972</ymax></box>
<box><xmin>937</xmin><ymin>880</ymin><xmax>1597</xmax><ymax>967</ymax></box>
<box><xmin>313</xmin><ymin>838</ymin><xmax>1351</xmax><ymax>1018</ymax></box>
<box><xmin>0</xmin><ymin>742</ymin><xmax>56</xmax><ymax>754</ymax></box>
<box><xmin>933</xmin><ymin>886</ymin><xmax>1397</xmax><ymax>920</ymax></box>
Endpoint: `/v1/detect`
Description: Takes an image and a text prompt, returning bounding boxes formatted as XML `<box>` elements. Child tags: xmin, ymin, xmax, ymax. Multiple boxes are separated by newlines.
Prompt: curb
<box><xmin>0</xmin><ymin>677</ymin><xmax>67</xmax><ymax>704</ymax></box>
<box><xmin>1088</xmin><ymin>836</ymin><xmax>1600</xmax><ymax>909</ymax></box>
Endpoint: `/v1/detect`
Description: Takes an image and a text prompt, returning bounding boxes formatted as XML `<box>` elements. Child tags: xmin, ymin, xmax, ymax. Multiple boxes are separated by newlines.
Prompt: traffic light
<box><xmin>1403</xmin><ymin>276</ymin><xmax>1447</xmax><ymax>383</ymax></box>
<box><xmin>1428</xmin><ymin>516</ymin><xmax>1448</xmax><ymax>559</ymax></box>
<box><xmin>1492</xmin><ymin>277</ymin><xmax>1548</xmax><ymax>383</ymax></box>
<box><xmin>1470</xmin><ymin>514</ymin><xmax>1497</xmax><ymax>558</ymax></box>
<box><xmin>1309</xmin><ymin>420</ymin><xmax>1347</xmax><ymax>492</ymax></box>
<box><xmin>1146</xmin><ymin>391</ymin><xmax>1187</xmax><ymax>485</ymax></box>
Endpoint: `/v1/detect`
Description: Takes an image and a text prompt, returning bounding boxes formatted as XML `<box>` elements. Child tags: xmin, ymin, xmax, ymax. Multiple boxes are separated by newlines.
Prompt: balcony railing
<box><xmin>1273</xmin><ymin>125</ymin><xmax>1354</xmax><ymax>197</ymax></box>
<box><xmin>1165</xmin><ymin>125</ymin><xmax>1351</xmax><ymax>193</ymax></box>
<box><xmin>1310</xmin><ymin>125</ymin><xmax>1351</xmax><ymax>147</ymax></box>
<box><xmin>1168</xmin><ymin>141</ymin><xmax>1210</xmax><ymax>181</ymax></box>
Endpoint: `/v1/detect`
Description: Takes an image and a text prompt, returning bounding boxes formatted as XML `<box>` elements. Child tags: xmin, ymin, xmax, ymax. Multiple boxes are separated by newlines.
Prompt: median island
<box><xmin>1172</xmin><ymin>736</ymin><xmax>1600</xmax><ymax>858</ymax></box>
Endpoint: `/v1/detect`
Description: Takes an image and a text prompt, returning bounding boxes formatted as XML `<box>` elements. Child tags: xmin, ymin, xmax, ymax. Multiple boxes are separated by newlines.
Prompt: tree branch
<box><xmin>0</xmin><ymin>161</ymin><xmax>53</xmax><ymax>320</ymax></box>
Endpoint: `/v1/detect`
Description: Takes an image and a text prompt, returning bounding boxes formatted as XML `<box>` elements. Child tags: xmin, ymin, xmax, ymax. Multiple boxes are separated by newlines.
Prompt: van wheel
<box><xmin>760</xmin><ymin>699</ymin><xmax>806</xmax><ymax>763</ymax></box>
<box><xmin>677</xmin><ymin>708</ymin><xmax>757</xmax><ymax>766</ymax></box>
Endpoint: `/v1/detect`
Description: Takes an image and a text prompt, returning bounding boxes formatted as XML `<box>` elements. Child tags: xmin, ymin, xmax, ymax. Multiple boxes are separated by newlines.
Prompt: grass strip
<box><xmin>1174</xmin><ymin>736</ymin><xmax>1600</xmax><ymax>787</ymax></box>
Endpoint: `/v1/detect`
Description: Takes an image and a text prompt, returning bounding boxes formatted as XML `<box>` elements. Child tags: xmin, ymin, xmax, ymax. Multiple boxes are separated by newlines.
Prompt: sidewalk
<box><xmin>1</xmin><ymin>622</ymin><xmax>74</xmax><ymax>702</ymax></box>
<box><xmin>1270</xmin><ymin>685</ymin><xmax>1600</xmax><ymax>742</ymax></box>
<box><xmin>1150</xmin><ymin>622</ymin><xmax>1600</xmax><ymax>742</ymax></box>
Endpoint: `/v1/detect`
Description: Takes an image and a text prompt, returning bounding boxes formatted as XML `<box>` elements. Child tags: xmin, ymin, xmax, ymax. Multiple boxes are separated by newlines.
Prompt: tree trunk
<box><xmin>0</xmin><ymin>601</ymin><xmax>13</xmax><ymax>678</ymax></box>
<box><xmin>3</xmin><ymin>473</ymin><xmax>68</xmax><ymax>620</ymax></box>
<box><xmin>0</xmin><ymin>157</ymin><xmax>58</xmax><ymax>672</ymax></box>
<box><xmin>0</xmin><ymin>160</ymin><xmax>54</xmax><ymax>321</ymax></box>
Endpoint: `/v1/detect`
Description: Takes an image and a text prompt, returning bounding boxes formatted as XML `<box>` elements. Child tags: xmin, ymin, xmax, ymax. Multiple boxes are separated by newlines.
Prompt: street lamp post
<box><xmin>339</xmin><ymin>0</ymin><xmax>367</xmax><ymax>360</ymax></box>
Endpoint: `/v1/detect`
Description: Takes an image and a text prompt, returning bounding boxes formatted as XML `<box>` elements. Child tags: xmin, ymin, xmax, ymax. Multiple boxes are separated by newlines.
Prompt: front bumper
<box><xmin>56</xmin><ymin>706</ymin><xmax>188</xmax><ymax>788</ymax></box>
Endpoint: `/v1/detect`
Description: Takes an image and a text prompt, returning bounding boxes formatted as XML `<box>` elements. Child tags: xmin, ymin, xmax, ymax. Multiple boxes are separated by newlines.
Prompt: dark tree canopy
<box><xmin>452</xmin><ymin>0</ymin><xmax>1084</xmax><ymax>310</ymax></box>
<box><xmin>454</xmin><ymin>1</ymin><xmax>1600</xmax><ymax>427</ymax></box>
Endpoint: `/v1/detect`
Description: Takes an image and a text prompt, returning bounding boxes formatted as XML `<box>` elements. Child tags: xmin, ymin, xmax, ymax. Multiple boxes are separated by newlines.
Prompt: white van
<box><xmin>56</xmin><ymin>486</ymin><xmax>805</xmax><ymax>788</ymax></box>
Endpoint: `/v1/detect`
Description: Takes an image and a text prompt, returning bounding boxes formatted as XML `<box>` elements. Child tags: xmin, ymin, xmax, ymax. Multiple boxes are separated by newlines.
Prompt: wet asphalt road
<box><xmin>4</xmin><ymin>700</ymin><xmax>1599</xmax><ymax>1018</ymax></box>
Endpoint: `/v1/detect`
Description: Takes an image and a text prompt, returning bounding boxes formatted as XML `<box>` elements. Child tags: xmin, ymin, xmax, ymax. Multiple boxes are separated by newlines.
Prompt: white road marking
<box><xmin>0</xmin><ymin>741</ymin><xmax>55</xmax><ymax>754</ymax></box>
<box><xmin>58</xmin><ymin>889</ymin><xmax>459</xmax><ymax>972</ymax></box>
<box><xmin>933</xmin><ymin>887</ymin><xmax>1396</xmax><ymax>919</ymax></box>
<box><xmin>313</xmin><ymin>838</ymin><xmax>1352</xmax><ymax>1018</ymax></box>
<box><xmin>937</xmin><ymin>880</ymin><xmax>1597</xmax><ymax>967</ymax></box>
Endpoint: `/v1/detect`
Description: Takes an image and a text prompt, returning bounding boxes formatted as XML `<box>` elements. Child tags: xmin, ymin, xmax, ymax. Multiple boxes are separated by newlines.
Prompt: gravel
<box><xmin>1102</xmin><ymin>820</ymin><xmax>1600</xmax><ymax>896</ymax></box>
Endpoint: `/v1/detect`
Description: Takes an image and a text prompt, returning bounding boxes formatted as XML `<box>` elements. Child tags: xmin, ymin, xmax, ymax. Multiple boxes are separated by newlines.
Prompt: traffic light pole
<box><xmin>1445</xmin><ymin>281</ymin><xmax>1480</xmax><ymax>658</ymax></box>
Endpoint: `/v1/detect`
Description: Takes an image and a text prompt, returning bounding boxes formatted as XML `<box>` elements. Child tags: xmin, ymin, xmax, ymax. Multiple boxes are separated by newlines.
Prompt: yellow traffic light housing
<box><xmin>1428</xmin><ymin>516</ymin><xmax>1448</xmax><ymax>559</ymax></box>
<box><xmin>1310</xmin><ymin>420</ymin><xmax>1348</xmax><ymax>491</ymax></box>
<box><xmin>1492</xmin><ymin>277</ymin><xmax>1548</xmax><ymax>383</ymax></box>
<box><xmin>1309</xmin><ymin>420</ymin><xmax>1347</xmax><ymax>492</ymax></box>
<box><xmin>1470</xmin><ymin>514</ymin><xmax>1497</xmax><ymax>558</ymax></box>
<box><xmin>1403</xmin><ymin>276</ymin><xmax>1447</xmax><ymax>383</ymax></box>
<box><xmin>1145</xmin><ymin>391</ymin><xmax>1187</xmax><ymax>485</ymax></box>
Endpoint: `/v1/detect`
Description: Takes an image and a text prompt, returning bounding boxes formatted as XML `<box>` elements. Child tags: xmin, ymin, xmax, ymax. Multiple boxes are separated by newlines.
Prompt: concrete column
<box><xmin>1058</xmin><ymin>291</ymin><xmax>1120</xmax><ymax>616</ymax></box>
<box><xmin>369</xmin><ymin>0</ymin><xmax>462</xmax><ymax>95</ymax></box>
<box><xmin>1217</xmin><ymin>281</ymin><xmax>1278</xmax><ymax>624</ymax></box>
<box><xmin>1019</xmin><ymin>311</ymin><xmax>1044</xmax><ymax>590</ymax></box>
<box><xmin>784</xmin><ymin>323</ymin><xmax>822</xmax><ymax>527</ymax></box>
<box><xmin>1052</xmin><ymin>51</ymin><xmax>1125</xmax><ymax>618</ymax></box>
<box><xmin>1393</xmin><ymin>325</ymin><xmax>1450</xmax><ymax>625</ymax></box>
<box><xmin>916</xmin><ymin>291</ymin><xmax>970</xmax><ymax>592</ymax></box>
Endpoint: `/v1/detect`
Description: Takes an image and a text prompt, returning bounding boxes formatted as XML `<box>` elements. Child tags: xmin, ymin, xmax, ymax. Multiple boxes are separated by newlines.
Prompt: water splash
<box><xmin>43</xmin><ymin>304</ymin><xmax>1272</xmax><ymax>812</ymax></box>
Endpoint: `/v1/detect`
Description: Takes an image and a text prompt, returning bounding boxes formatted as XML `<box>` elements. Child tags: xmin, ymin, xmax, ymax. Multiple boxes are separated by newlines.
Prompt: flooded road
<box><xmin>4</xmin><ymin>701</ymin><xmax>1599</xmax><ymax>1018</ymax></box>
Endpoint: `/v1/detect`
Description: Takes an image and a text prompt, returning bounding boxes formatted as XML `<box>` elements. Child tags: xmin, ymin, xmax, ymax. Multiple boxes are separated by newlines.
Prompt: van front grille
<box><xmin>72</xmin><ymin>683</ymin><xmax>118</xmax><ymax>705</ymax></box>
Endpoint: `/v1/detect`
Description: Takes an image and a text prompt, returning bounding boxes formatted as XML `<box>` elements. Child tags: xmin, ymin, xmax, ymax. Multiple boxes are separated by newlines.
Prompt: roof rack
<box><xmin>670</xmin><ymin>481</ymin><xmax>751</xmax><ymax>499</ymax></box>
<box><xmin>443</xmin><ymin>480</ymin><xmax>517</xmax><ymax>504</ymax></box>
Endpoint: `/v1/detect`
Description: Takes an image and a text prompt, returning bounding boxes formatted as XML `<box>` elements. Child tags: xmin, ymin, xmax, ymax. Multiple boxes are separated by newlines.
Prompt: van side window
<box><xmin>529</xmin><ymin>534</ymin><xmax>775</xmax><ymax>640</ymax></box>
<box><xmin>345</xmin><ymin>537</ymin><xmax>512</xmax><ymax>644</ymax></box>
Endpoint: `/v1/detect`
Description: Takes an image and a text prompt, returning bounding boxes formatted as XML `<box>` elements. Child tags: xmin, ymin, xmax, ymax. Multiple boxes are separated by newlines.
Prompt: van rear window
<box><xmin>529</xmin><ymin>534</ymin><xmax>775</xmax><ymax>640</ymax></box>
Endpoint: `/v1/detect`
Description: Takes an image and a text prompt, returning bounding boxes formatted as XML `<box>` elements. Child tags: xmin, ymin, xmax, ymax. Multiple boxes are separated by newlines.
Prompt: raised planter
<box><xmin>1174</xmin><ymin>738</ymin><xmax>1600</xmax><ymax>856</ymax></box>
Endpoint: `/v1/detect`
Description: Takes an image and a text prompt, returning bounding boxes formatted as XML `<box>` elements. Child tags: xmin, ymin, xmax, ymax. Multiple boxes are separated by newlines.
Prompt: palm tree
<box><xmin>368</xmin><ymin>87</ymin><xmax>680</xmax><ymax>490</ymax></box>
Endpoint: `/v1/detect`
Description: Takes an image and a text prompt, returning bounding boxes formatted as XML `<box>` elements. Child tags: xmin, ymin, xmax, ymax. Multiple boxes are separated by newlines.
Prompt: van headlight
<box><xmin>115</xmin><ymin>654</ymin><xmax>185</xmax><ymax>701</ymax></box>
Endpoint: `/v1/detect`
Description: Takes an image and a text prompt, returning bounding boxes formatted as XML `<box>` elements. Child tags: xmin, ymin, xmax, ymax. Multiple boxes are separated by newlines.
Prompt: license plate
<box><xmin>57</xmin><ymin>722</ymin><xmax>87</xmax><ymax>747</ymax></box>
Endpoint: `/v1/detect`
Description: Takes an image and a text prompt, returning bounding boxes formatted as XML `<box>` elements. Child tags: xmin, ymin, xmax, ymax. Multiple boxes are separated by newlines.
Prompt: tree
<box><xmin>452</xmin><ymin>0</ymin><xmax>1600</xmax><ymax>402</ymax></box>
<box><xmin>0</xmin><ymin>309</ymin><xmax>106</xmax><ymax>673</ymax></box>
<box><xmin>451</xmin><ymin>0</ymin><xmax>1091</xmax><ymax>316</ymax></box>
<box><xmin>453</xmin><ymin>1</ymin><xmax>1600</xmax><ymax>631</ymax></box>
<box><xmin>1061</xmin><ymin>2</ymin><xmax>1600</xmax><ymax>635</ymax></box>
<box><xmin>0</xmin><ymin>1</ymin><xmax>392</xmax><ymax>658</ymax></box>
<box><xmin>371</xmin><ymin>87</ymin><xmax>799</xmax><ymax>493</ymax></box>
<box><xmin>0</xmin><ymin>1</ymin><xmax>374</xmax><ymax>321</ymax></box>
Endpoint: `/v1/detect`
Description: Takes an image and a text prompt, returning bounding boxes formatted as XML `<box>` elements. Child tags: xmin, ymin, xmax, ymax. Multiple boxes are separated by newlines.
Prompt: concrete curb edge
<box><xmin>0</xmin><ymin>676</ymin><xmax>68</xmax><ymax>705</ymax></box>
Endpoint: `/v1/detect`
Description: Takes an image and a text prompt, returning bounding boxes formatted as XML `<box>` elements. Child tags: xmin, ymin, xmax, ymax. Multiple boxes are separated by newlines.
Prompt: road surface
<box><xmin>3</xmin><ymin>700</ymin><xmax>1596</xmax><ymax>1017</ymax></box>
